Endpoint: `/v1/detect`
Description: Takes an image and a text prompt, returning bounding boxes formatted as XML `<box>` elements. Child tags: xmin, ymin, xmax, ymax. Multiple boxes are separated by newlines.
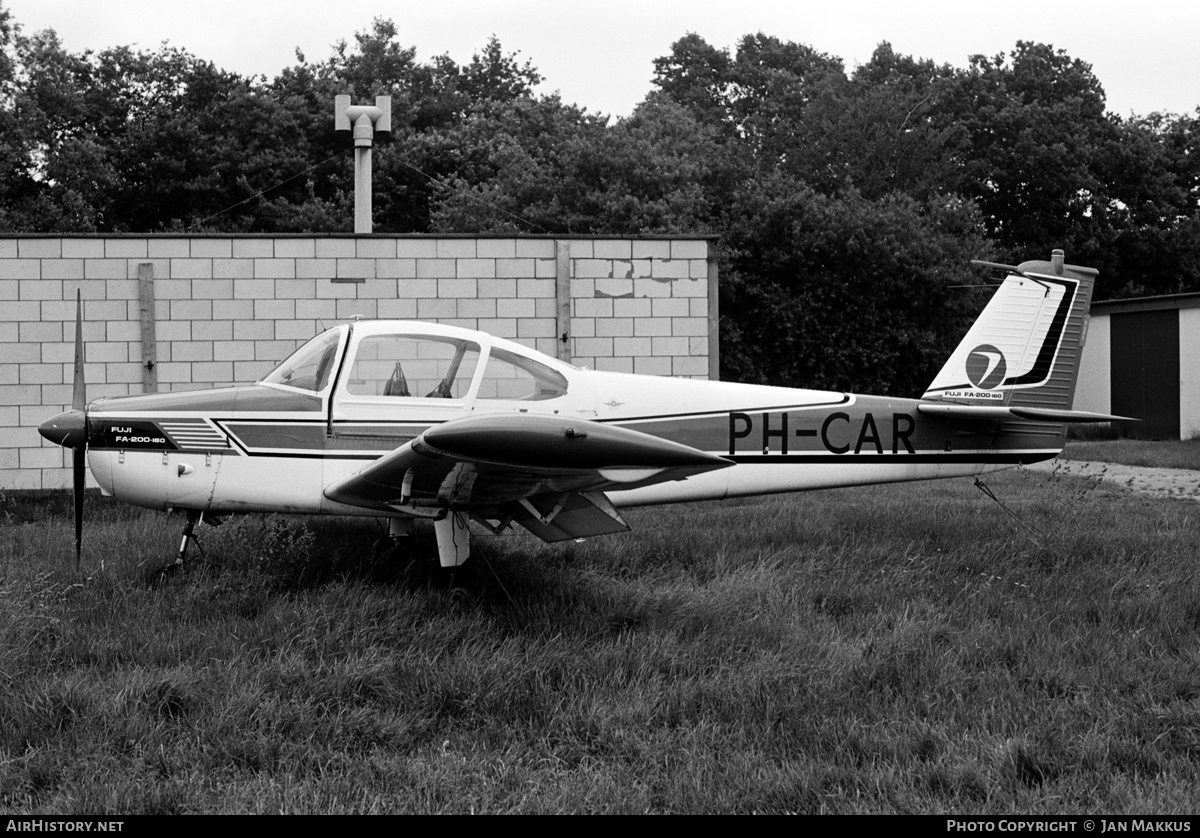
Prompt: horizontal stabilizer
<box><xmin>917</xmin><ymin>403</ymin><xmax>1136</xmax><ymax>423</ymax></box>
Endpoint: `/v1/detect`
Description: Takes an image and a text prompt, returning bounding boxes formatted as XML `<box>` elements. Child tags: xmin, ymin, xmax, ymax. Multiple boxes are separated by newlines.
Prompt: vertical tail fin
<box><xmin>923</xmin><ymin>249</ymin><xmax>1097</xmax><ymax>411</ymax></box>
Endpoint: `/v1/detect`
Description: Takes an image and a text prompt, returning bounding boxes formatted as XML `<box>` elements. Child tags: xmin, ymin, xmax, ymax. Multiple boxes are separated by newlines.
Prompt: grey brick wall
<box><xmin>1</xmin><ymin>235</ymin><xmax>716</xmax><ymax>490</ymax></box>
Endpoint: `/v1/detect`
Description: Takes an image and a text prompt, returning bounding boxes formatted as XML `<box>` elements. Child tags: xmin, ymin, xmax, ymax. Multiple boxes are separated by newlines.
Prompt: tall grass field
<box><xmin>2</xmin><ymin>459</ymin><xmax>1198</xmax><ymax>813</ymax></box>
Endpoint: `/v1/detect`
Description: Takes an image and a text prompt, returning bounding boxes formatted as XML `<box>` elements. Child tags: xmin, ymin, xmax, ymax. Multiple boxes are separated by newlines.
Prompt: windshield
<box><xmin>261</xmin><ymin>329</ymin><xmax>342</xmax><ymax>393</ymax></box>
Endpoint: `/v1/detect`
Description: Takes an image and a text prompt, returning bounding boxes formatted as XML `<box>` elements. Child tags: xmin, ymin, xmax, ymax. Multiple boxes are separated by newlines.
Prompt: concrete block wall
<box><xmin>1</xmin><ymin>235</ymin><xmax>716</xmax><ymax>490</ymax></box>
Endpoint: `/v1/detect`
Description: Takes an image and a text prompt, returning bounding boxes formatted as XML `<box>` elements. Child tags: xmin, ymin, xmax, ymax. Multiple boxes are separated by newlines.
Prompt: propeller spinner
<box><xmin>38</xmin><ymin>290</ymin><xmax>88</xmax><ymax>565</ymax></box>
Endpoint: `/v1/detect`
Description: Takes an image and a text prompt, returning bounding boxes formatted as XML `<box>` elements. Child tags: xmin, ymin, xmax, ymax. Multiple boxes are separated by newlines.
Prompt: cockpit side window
<box><xmin>477</xmin><ymin>347</ymin><xmax>569</xmax><ymax>400</ymax></box>
<box><xmin>261</xmin><ymin>329</ymin><xmax>342</xmax><ymax>393</ymax></box>
<box><xmin>346</xmin><ymin>335</ymin><xmax>480</xmax><ymax>399</ymax></box>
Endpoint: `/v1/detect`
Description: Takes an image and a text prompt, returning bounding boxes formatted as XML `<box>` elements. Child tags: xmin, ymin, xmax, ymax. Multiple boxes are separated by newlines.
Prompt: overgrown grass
<box><xmin>2</xmin><ymin>467</ymin><xmax>1199</xmax><ymax>813</ymax></box>
<box><xmin>1064</xmin><ymin>438</ymin><xmax>1200</xmax><ymax>471</ymax></box>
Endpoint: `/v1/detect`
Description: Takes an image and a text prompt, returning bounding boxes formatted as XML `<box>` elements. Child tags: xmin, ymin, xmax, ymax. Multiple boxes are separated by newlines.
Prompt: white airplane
<box><xmin>39</xmin><ymin>249</ymin><xmax>1128</xmax><ymax>568</ymax></box>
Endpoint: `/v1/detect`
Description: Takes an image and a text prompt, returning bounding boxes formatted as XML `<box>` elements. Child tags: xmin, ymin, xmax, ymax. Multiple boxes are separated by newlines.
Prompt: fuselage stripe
<box><xmin>600</xmin><ymin>396</ymin><xmax>853</xmax><ymax>424</ymax></box>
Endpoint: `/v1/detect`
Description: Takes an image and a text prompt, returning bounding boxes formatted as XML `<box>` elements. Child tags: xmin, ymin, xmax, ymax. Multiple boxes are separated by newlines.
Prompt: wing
<box><xmin>323</xmin><ymin>413</ymin><xmax>732</xmax><ymax>542</ymax></box>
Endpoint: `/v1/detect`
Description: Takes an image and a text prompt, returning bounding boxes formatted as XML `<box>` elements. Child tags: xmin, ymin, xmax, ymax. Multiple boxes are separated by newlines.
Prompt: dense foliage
<box><xmin>2</xmin><ymin>4</ymin><xmax>1197</xmax><ymax>393</ymax></box>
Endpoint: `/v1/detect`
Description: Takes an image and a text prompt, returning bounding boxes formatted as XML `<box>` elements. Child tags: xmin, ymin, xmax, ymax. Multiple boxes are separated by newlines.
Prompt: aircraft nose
<box><xmin>39</xmin><ymin>409</ymin><xmax>88</xmax><ymax>449</ymax></box>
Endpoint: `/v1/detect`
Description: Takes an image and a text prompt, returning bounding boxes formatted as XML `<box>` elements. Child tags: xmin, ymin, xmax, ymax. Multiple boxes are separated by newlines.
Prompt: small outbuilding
<box><xmin>1075</xmin><ymin>292</ymin><xmax>1200</xmax><ymax>440</ymax></box>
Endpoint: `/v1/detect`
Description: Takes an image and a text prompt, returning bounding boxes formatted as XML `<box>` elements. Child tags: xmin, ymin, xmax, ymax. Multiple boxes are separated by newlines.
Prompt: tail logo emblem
<box><xmin>966</xmin><ymin>345</ymin><xmax>1007</xmax><ymax>390</ymax></box>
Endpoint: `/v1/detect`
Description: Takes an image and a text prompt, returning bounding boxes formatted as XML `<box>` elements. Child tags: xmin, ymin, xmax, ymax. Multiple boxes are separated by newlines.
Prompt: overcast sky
<box><xmin>6</xmin><ymin>0</ymin><xmax>1199</xmax><ymax>119</ymax></box>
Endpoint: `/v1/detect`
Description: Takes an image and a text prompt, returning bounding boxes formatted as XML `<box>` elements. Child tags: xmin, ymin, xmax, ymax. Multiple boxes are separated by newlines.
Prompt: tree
<box><xmin>726</xmin><ymin>33</ymin><xmax>846</xmax><ymax>168</ymax></box>
<box><xmin>422</xmin><ymin>95</ymin><xmax>607</xmax><ymax>234</ymax></box>
<box><xmin>0</xmin><ymin>3</ymin><xmax>33</xmax><ymax>227</ymax></box>
<box><xmin>652</xmin><ymin>31</ymin><xmax>849</xmax><ymax>172</ymax></box>
<box><xmin>323</xmin><ymin>17</ymin><xmax>418</xmax><ymax>103</ymax></box>
<box><xmin>1096</xmin><ymin>111</ymin><xmax>1200</xmax><ymax>296</ymax></box>
<box><xmin>718</xmin><ymin>174</ymin><xmax>992</xmax><ymax>395</ymax></box>
<box><xmin>650</xmin><ymin>32</ymin><xmax>734</xmax><ymax>128</ymax></box>
<box><xmin>945</xmin><ymin>42</ymin><xmax>1118</xmax><ymax>260</ymax></box>
<box><xmin>570</xmin><ymin>96</ymin><xmax>741</xmax><ymax>234</ymax></box>
<box><xmin>352</xmin><ymin>30</ymin><xmax>553</xmax><ymax>232</ymax></box>
<box><xmin>459</xmin><ymin>35</ymin><xmax>542</xmax><ymax>102</ymax></box>
<box><xmin>805</xmin><ymin>43</ymin><xmax>966</xmax><ymax>200</ymax></box>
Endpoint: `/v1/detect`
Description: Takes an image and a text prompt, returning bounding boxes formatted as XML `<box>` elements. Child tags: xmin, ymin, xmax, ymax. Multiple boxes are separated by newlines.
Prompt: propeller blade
<box><xmin>70</xmin><ymin>289</ymin><xmax>87</xmax><ymax>566</ymax></box>
<box><xmin>73</xmin><ymin>445</ymin><xmax>85</xmax><ymax>566</ymax></box>
<box><xmin>72</xmin><ymin>289</ymin><xmax>86</xmax><ymax>411</ymax></box>
<box><xmin>37</xmin><ymin>290</ymin><xmax>89</xmax><ymax>565</ymax></box>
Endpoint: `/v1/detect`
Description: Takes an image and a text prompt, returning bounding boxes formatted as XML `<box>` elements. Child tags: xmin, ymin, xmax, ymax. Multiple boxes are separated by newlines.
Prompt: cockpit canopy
<box><xmin>260</xmin><ymin>323</ymin><xmax>571</xmax><ymax>402</ymax></box>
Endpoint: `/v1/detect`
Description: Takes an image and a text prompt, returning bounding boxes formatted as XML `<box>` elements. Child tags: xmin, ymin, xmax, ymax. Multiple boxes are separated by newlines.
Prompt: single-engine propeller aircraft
<box><xmin>40</xmin><ymin>249</ymin><xmax>1129</xmax><ymax>568</ymax></box>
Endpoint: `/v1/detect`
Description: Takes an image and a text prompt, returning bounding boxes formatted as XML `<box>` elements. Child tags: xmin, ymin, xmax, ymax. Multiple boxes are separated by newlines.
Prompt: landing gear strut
<box><xmin>175</xmin><ymin>510</ymin><xmax>206</xmax><ymax>567</ymax></box>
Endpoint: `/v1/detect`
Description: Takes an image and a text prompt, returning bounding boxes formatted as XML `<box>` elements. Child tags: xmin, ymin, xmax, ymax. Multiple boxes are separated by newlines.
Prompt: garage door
<box><xmin>1110</xmin><ymin>309</ymin><xmax>1180</xmax><ymax>440</ymax></box>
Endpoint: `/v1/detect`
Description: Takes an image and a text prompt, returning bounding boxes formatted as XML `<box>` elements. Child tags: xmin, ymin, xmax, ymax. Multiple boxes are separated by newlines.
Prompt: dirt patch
<box><xmin>1027</xmin><ymin>459</ymin><xmax>1200</xmax><ymax>502</ymax></box>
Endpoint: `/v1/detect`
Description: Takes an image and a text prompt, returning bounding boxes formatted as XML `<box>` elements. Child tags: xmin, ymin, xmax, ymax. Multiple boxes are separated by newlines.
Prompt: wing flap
<box><xmin>501</xmin><ymin>491</ymin><xmax>630</xmax><ymax>543</ymax></box>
